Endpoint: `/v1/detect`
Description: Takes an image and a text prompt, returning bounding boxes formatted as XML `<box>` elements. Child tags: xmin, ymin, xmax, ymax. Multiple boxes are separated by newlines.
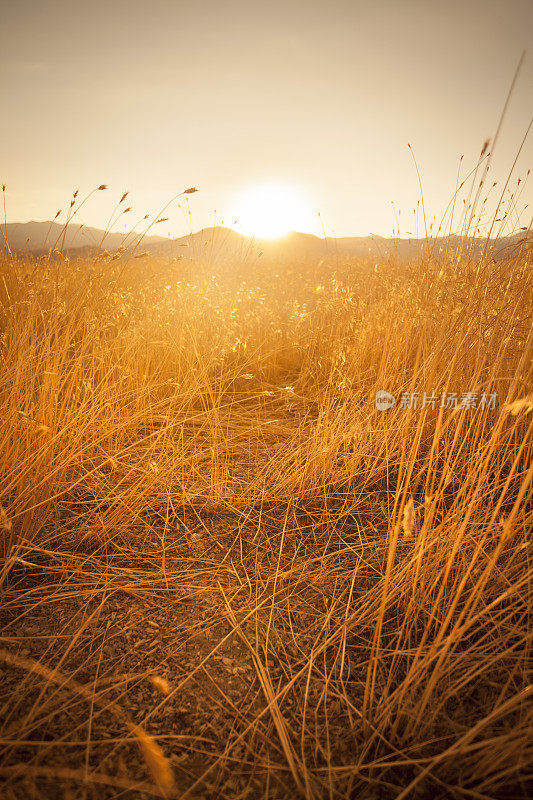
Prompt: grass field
<box><xmin>0</xmin><ymin>229</ymin><xmax>532</xmax><ymax>799</ymax></box>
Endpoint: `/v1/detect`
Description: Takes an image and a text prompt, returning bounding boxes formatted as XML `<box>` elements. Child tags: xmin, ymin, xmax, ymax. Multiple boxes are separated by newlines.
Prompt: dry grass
<box><xmin>0</xmin><ymin>225</ymin><xmax>531</xmax><ymax>799</ymax></box>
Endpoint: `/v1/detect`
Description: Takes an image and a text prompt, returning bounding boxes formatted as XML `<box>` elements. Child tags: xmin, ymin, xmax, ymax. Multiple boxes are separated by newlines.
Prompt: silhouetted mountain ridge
<box><xmin>3</xmin><ymin>221</ymin><xmax>168</xmax><ymax>254</ymax></box>
<box><xmin>3</xmin><ymin>221</ymin><xmax>531</xmax><ymax>262</ymax></box>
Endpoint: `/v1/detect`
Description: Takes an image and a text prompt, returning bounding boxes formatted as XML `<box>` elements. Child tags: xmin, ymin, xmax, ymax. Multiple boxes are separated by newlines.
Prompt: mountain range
<box><xmin>2</xmin><ymin>220</ymin><xmax>530</xmax><ymax>262</ymax></box>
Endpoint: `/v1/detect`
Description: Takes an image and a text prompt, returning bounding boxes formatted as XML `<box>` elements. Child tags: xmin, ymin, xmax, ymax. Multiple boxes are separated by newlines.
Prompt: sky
<box><xmin>1</xmin><ymin>0</ymin><xmax>532</xmax><ymax>238</ymax></box>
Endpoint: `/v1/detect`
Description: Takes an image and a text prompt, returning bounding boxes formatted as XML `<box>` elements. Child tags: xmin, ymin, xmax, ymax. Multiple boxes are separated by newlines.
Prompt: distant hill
<box><xmin>2</xmin><ymin>221</ymin><xmax>531</xmax><ymax>262</ymax></box>
<box><xmin>128</xmin><ymin>226</ymin><xmax>533</xmax><ymax>263</ymax></box>
<box><xmin>2</xmin><ymin>220</ymin><xmax>168</xmax><ymax>254</ymax></box>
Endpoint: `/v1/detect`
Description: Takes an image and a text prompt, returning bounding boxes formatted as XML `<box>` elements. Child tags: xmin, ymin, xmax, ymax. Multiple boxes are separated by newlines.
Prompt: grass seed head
<box><xmin>0</xmin><ymin>505</ymin><xmax>12</xmax><ymax>532</ymax></box>
<box><xmin>133</xmin><ymin>725</ymin><xmax>174</xmax><ymax>793</ymax></box>
<box><xmin>402</xmin><ymin>497</ymin><xmax>416</xmax><ymax>539</ymax></box>
<box><xmin>503</xmin><ymin>395</ymin><xmax>533</xmax><ymax>415</ymax></box>
<box><xmin>149</xmin><ymin>675</ymin><xmax>171</xmax><ymax>695</ymax></box>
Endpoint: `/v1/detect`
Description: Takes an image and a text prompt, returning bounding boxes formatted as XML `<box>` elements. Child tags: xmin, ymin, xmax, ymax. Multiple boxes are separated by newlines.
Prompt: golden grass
<box><xmin>0</xmin><ymin>228</ymin><xmax>531</xmax><ymax>798</ymax></box>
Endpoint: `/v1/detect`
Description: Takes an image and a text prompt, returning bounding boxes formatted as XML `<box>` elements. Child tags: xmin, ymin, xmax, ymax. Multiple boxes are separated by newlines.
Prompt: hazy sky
<box><xmin>1</xmin><ymin>0</ymin><xmax>532</xmax><ymax>237</ymax></box>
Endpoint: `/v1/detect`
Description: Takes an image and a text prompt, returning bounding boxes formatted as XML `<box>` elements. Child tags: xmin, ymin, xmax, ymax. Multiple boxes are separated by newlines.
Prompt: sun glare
<box><xmin>230</xmin><ymin>184</ymin><xmax>313</xmax><ymax>239</ymax></box>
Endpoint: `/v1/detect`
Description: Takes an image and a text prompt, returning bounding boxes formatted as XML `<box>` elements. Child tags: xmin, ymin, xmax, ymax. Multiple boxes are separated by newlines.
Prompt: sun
<box><xmin>230</xmin><ymin>184</ymin><xmax>313</xmax><ymax>239</ymax></box>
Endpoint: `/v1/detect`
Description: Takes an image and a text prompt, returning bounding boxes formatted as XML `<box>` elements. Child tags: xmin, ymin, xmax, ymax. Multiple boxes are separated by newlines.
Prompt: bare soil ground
<box><xmin>2</xmin><ymin>503</ymin><xmax>531</xmax><ymax>800</ymax></box>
